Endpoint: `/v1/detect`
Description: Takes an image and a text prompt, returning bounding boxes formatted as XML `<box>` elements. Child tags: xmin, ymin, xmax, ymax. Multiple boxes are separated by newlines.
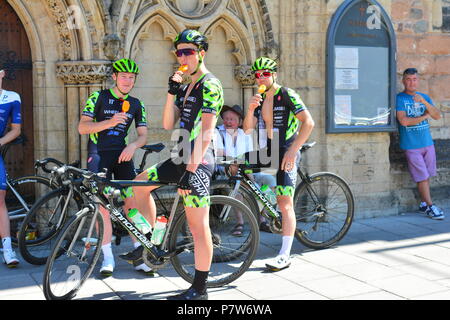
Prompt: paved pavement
<box><xmin>1</xmin><ymin>206</ymin><xmax>450</xmax><ymax>301</ymax></box>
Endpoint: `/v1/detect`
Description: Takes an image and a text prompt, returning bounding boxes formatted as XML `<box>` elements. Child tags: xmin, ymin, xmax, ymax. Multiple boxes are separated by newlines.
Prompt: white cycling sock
<box><xmin>2</xmin><ymin>237</ymin><xmax>12</xmax><ymax>251</ymax></box>
<box><xmin>102</xmin><ymin>243</ymin><xmax>113</xmax><ymax>260</ymax></box>
<box><xmin>279</xmin><ymin>236</ymin><xmax>294</xmax><ymax>258</ymax></box>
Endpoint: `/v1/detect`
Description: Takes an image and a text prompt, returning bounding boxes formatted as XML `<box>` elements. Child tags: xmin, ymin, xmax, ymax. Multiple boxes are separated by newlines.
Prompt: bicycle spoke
<box><xmin>294</xmin><ymin>173</ymin><xmax>354</xmax><ymax>249</ymax></box>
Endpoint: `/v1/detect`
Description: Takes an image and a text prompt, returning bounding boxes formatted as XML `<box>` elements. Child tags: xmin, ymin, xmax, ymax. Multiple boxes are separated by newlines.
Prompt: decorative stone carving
<box><xmin>131</xmin><ymin>14</ymin><xmax>179</xmax><ymax>59</ymax></box>
<box><xmin>135</xmin><ymin>0</ymin><xmax>159</xmax><ymax>21</ymax></box>
<box><xmin>56</xmin><ymin>61</ymin><xmax>112</xmax><ymax>84</ymax></box>
<box><xmin>234</xmin><ymin>65</ymin><xmax>255</xmax><ymax>87</ymax></box>
<box><xmin>164</xmin><ymin>0</ymin><xmax>221</xmax><ymax>18</ymax></box>
<box><xmin>103</xmin><ymin>34</ymin><xmax>121</xmax><ymax>61</ymax></box>
<box><xmin>45</xmin><ymin>0</ymin><xmax>73</xmax><ymax>60</ymax></box>
<box><xmin>205</xmin><ymin>18</ymin><xmax>247</xmax><ymax>64</ymax></box>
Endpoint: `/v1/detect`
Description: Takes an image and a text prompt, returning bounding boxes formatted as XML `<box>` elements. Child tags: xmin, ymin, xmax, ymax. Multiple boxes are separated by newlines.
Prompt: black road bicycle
<box><xmin>18</xmin><ymin>144</ymin><xmax>167</xmax><ymax>265</ymax></box>
<box><xmin>213</xmin><ymin>142</ymin><xmax>355</xmax><ymax>250</ymax></box>
<box><xmin>42</xmin><ymin>165</ymin><xmax>259</xmax><ymax>300</ymax></box>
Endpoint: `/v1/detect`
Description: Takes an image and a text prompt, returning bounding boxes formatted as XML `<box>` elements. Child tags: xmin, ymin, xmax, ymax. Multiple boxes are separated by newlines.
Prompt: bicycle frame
<box><xmin>101</xmin><ymin>180</ymin><xmax>183</xmax><ymax>256</ymax></box>
<box><xmin>231</xmin><ymin>171</ymin><xmax>280</xmax><ymax>220</ymax></box>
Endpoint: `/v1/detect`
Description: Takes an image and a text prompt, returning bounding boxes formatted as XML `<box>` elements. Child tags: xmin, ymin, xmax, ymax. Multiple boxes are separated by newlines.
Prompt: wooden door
<box><xmin>0</xmin><ymin>0</ymin><xmax>34</xmax><ymax>177</ymax></box>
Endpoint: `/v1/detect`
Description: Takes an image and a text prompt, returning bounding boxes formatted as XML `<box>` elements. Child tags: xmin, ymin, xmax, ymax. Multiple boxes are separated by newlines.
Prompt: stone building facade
<box><xmin>1</xmin><ymin>0</ymin><xmax>449</xmax><ymax>218</ymax></box>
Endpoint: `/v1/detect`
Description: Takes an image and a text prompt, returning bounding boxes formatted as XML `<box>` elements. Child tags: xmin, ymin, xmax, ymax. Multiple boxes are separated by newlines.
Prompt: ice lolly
<box><xmin>258</xmin><ymin>84</ymin><xmax>267</xmax><ymax>94</ymax></box>
<box><xmin>122</xmin><ymin>100</ymin><xmax>130</xmax><ymax>113</ymax></box>
<box><xmin>178</xmin><ymin>64</ymin><xmax>188</xmax><ymax>72</ymax></box>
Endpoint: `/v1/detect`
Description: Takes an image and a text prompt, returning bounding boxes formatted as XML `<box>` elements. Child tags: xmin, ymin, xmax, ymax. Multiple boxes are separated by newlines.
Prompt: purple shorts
<box><xmin>405</xmin><ymin>145</ymin><xmax>437</xmax><ymax>183</ymax></box>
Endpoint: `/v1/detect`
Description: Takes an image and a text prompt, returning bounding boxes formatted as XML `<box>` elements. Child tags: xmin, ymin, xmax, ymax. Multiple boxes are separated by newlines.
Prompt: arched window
<box><xmin>326</xmin><ymin>0</ymin><xmax>397</xmax><ymax>133</ymax></box>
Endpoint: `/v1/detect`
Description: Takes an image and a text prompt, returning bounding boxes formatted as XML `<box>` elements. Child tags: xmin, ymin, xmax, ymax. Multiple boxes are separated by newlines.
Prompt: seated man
<box><xmin>215</xmin><ymin>104</ymin><xmax>276</xmax><ymax>233</ymax></box>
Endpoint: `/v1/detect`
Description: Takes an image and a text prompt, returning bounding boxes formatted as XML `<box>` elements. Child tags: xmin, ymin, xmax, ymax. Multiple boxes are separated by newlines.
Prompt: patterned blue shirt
<box><xmin>396</xmin><ymin>91</ymin><xmax>434</xmax><ymax>150</ymax></box>
<box><xmin>0</xmin><ymin>90</ymin><xmax>22</xmax><ymax>137</ymax></box>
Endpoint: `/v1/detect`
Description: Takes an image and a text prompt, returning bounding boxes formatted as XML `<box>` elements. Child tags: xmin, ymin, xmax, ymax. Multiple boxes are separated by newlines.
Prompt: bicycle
<box><xmin>42</xmin><ymin>165</ymin><xmax>259</xmax><ymax>300</ymax></box>
<box><xmin>18</xmin><ymin>144</ymin><xmax>166</xmax><ymax>265</ymax></box>
<box><xmin>212</xmin><ymin>141</ymin><xmax>355</xmax><ymax>249</ymax></box>
<box><xmin>2</xmin><ymin>136</ymin><xmax>59</xmax><ymax>245</ymax></box>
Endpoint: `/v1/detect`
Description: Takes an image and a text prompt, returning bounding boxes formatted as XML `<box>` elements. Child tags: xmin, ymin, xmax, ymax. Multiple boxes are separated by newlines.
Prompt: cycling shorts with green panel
<box><xmin>146</xmin><ymin>151</ymin><xmax>215</xmax><ymax>208</ymax></box>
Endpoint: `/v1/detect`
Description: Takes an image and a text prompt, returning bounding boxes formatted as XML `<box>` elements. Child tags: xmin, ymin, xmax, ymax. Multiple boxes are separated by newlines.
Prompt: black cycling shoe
<box><xmin>167</xmin><ymin>287</ymin><xmax>208</xmax><ymax>300</ymax></box>
<box><xmin>119</xmin><ymin>245</ymin><xmax>143</xmax><ymax>262</ymax></box>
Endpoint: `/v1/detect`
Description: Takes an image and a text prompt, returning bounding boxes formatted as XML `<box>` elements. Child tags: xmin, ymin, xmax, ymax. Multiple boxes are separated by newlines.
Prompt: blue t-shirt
<box><xmin>396</xmin><ymin>91</ymin><xmax>434</xmax><ymax>150</ymax></box>
<box><xmin>0</xmin><ymin>90</ymin><xmax>22</xmax><ymax>136</ymax></box>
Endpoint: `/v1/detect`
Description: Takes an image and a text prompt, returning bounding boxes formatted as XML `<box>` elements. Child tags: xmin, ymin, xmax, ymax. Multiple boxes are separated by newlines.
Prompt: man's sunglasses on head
<box><xmin>254</xmin><ymin>71</ymin><xmax>273</xmax><ymax>79</ymax></box>
<box><xmin>403</xmin><ymin>68</ymin><xmax>418</xmax><ymax>76</ymax></box>
<box><xmin>175</xmin><ymin>48</ymin><xmax>199</xmax><ymax>57</ymax></box>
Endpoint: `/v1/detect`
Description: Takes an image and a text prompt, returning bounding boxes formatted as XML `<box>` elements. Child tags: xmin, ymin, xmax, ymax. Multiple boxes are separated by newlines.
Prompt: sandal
<box><xmin>231</xmin><ymin>223</ymin><xmax>244</xmax><ymax>237</ymax></box>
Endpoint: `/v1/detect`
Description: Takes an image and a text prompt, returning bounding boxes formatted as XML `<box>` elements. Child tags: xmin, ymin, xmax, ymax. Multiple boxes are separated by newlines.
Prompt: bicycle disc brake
<box><xmin>269</xmin><ymin>218</ymin><xmax>283</xmax><ymax>234</ymax></box>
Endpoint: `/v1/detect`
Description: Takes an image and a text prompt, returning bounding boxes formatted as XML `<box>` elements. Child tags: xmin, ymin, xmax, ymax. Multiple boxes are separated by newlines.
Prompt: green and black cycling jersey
<box><xmin>175</xmin><ymin>72</ymin><xmax>224</xmax><ymax>154</ymax></box>
<box><xmin>254</xmin><ymin>86</ymin><xmax>307</xmax><ymax>151</ymax></box>
<box><xmin>248</xmin><ymin>86</ymin><xmax>307</xmax><ymax>197</ymax></box>
<box><xmin>143</xmin><ymin>72</ymin><xmax>223</xmax><ymax>208</ymax></box>
<box><xmin>82</xmin><ymin>89</ymin><xmax>147</xmax><ymax>152</ymax></box>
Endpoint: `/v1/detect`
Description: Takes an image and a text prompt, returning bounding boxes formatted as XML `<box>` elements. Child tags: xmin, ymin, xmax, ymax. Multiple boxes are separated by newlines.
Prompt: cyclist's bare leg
<box><xmin>133</xmin><ymin>171</ymin><xmax>158</xmax><ymax>227</ymax></box>
<box><xmin>0</xmin><ymin>191</ymin><xmax>10</xmax><ymax>238</ymax></box>
<box><xmin>185</xmin><ymin>206</ymin><xmax>213</xmax><ymax>271</ymax></box>
<box><xmin>100</xmin><ymin>206</ymin><xmax>112</xmax><ymax>245</ymax></box>
<box><xmin>277</xmin><ymin>195</ymin><xmax>296</xmax><ymax>236</ymax></box>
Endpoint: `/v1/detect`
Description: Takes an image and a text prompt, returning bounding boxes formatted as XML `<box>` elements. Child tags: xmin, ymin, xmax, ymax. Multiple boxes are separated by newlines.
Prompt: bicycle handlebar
<box><xmin>35</xmin><ymin>158</ymin><xmax>81</xmax><ymax>174</ymax></box>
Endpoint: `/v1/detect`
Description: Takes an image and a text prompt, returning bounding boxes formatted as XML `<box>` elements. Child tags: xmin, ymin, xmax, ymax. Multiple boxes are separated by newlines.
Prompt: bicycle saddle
<box><xmin>141</xmin><ymin>143</ymin><xmax>165</xmax><ymax>153</ymax></box>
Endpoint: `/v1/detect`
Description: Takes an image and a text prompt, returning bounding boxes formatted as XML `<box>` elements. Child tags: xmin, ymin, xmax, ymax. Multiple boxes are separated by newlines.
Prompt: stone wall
<box><xmin>6</xmin><ymin>0</ymin><xmax>450</xmax><ymax>219</ymax></box>
<box><xmin>390</xmin><ymin>0</ymin><xmax>450</xmax><ymax>212</ymax></box>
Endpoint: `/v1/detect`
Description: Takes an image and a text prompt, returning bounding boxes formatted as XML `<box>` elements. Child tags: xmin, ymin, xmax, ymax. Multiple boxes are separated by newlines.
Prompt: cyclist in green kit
<box><xmin>121</xmin><ymin>29</ymin><xmax>223</xmax><ymax>300</ymax></box>
<box><xmin>243</xmin><ymin>57</ymin><xmax>315</xmax><ymax>271</ymax></box>
<box><xmin>78</xmin><ymin>59</ymin><xmax>152</xmax><ymax>276</ymax></box>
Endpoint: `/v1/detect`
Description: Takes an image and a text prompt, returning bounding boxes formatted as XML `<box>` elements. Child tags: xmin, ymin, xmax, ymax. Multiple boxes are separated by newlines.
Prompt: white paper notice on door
<box><xmin>336</xmin><ymin>68</ymin><xmax>359</xmax><ymax>90</ymax></box>
<box><xmin>335</xmin><ymin>47</ymin><xmax>359</xmax><ymax>69</ymax></box>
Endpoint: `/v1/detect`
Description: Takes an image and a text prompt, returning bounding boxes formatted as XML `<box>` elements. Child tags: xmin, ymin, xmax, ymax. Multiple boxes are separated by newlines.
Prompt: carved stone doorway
<box><xmin>0</xmin><ymin>0</ymin><xmax>34</xmax><ymax>177</ymax></box>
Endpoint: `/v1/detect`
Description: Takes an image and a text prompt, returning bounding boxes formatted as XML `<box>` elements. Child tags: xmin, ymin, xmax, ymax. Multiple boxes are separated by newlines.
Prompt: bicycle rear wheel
<box><xmin>18</xmin><ymin>187</ymin><xmax>82</xmax><ymax>265</ymax></box>
<box><xmin>43</xmin><ymin>207</ymin><xmax>103</xmax><ymax>300</ymax></box>
<box><xmin>294</xmin><ymin>172</ymin><xmax>354</xmax><ymax>249</ymax></box>
<box><xmin>211</xmin><ymin>180</ymin><xmax>259</xmax><ymax>221</ymax></box>
<box><xmin>170</xmin><ymin>195</ymin><xmax>259</xmax><ymax>288</ymax></box>
<box><xmin>7</xmin><ymin>175</ymin><xmax>54</xmax><ymax>245</ymax></box>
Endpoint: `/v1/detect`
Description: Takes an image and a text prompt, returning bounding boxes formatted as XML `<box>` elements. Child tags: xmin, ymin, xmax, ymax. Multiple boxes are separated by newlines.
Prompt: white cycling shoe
<box><xmin>133</xmin><ymin>258</ymin><xmax>155</xmax><ymax>276</ymax></box>
<box><xmin>3</xmin><ymin>249</ymin><xmax>19</xmax><ymax>268</ymax></box>
<box><xmin>100</xmin><ymin>257</ymin><xmax>115</xmax><ymax>276</ymax></box>
<box><xmin>265</xmin><ymin>255</ymin><xmax>291</xmax><ymax>271</ymax></box>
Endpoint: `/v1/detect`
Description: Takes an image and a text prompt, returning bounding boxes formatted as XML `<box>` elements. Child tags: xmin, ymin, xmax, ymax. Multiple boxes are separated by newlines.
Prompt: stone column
<box><xmin>234</xmin><ymin>65</ymin><xmax>255</xmax><ymax>109</ymax></box>
<box><xmin>56</xmin><ymin>60</ymin><xmax>111</xmax><ymax>164</ymax></box>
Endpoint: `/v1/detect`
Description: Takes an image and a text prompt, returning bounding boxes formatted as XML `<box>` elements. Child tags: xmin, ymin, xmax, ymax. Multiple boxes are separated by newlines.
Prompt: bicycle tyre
<box><xmin>7</xmin><ymin>175</ymin><xmax>55</xmax><ymax>245</ymax></box>
<box><xmin>18</xmin><ymin>187</ymin><xmax>82</xmax><ymax>265</ymax></box>
<box><xmin>293</xmin><ymin>172</ymin><xmax>354</xmax><ymax>249</ymax></box>
<box><xmin>43</xmin><ymin>207</ymin><xmax>103</xmax><ymax>300</ymax></box>
<box><xmin>170</xmin><ymin>195</ymin><xmax>259</xmax><ymax>288</ymax></box>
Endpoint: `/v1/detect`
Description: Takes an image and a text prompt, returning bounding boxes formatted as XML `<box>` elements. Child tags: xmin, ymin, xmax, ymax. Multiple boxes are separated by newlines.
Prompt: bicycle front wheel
<box><xmin>19</xmin><ymin>187</ymin><xmax>82</xmax><ymax>265</ymax></box>
<box><xmin>7</xmin><ymin>175</ymin><xmax>54</xmax><ymax>245</ymax></box>
<box><xmin>294</xmin><ymin>172</ymin><xmax>354</xmax><ymax>249</ymax></box>
<box><xmin>43</xmin><ymin>207</ymin><xmax>103</xmax><ymax>300</ymax></box>
<box><xmin>170</xmin><ymin>195</ymin><xmax>259</xmax><ymax>288</ymax></box>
